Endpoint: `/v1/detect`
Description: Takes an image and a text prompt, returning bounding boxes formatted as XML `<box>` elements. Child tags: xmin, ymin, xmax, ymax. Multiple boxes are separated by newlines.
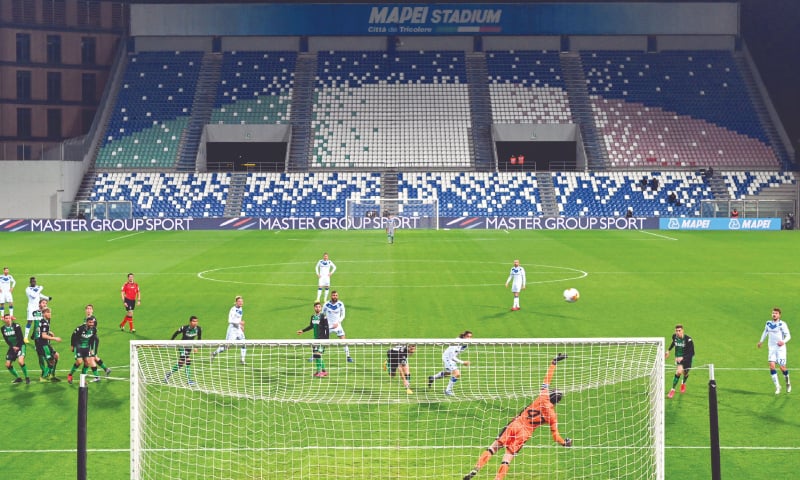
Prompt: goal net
<box><xmin>345</xmin><ymin>198</ymin><xmax>439</xmax><ymax>229</ymax></box>
<box><xmin>131</xmin><ymin>338</ymin><xmax>664</xmax><ymax>480</ymax></box>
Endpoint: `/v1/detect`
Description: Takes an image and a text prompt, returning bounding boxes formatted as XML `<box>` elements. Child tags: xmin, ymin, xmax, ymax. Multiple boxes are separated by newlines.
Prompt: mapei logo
<box><xmin>667</xmin><ymin>219</ymin><xmax>681</xmax><ymax>230</ymax></box>
<box><xmin>666</xmin><ymin>218</ymin><xmax>712</xmax><ymax>229</ymax></box>
<box><xmin>728</xmin><ymin>219</ymin><xmax>741</xmax><ymax>230</ymax></box>
<box><xmin>368</xmin><ymin>6</ymin><xmax>502</xmax><ymax>25</ymax></box>
<box><xmin>738</xmin><ymin>219</ymin><xmax>776</xmax><ymax>229</ymax></box>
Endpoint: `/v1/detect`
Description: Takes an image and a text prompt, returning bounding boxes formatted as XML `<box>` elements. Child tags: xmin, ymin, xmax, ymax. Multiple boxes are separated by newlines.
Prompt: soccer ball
<box><xmin>563</xmin><ymin>288</ymin><xmax>580</xmax><ymax>303</ymax></box>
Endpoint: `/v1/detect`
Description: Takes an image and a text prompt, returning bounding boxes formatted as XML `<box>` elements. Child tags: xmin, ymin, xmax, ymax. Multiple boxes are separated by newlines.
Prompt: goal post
<box><xmin>345</xmin><ymin>198</ymin><xmax>439</xmax><ymax>229</ymax></box>
<box><xmin>131</xmin><ymin>338</ymin><xmax>664</xmax><ymax>480</ymax></box>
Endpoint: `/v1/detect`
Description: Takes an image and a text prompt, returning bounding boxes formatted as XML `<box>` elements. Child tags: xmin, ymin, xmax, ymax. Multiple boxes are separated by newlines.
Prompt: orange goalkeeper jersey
<box><xmin>496</xmin><ymin>363</ymin><xmax>565</xmax><ymax>453</ymax></box>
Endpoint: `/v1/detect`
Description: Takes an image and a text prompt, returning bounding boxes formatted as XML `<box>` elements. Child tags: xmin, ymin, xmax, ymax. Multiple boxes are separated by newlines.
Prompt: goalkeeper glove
<box><xmin>563</xmin><ymin>438</ymin><xmax>573</xmax><ymax>447</ymax></box>
<box><xmin>552</xmin><ymin>353</ymin><xmax>568</xmax><ymax>364</ymax></box>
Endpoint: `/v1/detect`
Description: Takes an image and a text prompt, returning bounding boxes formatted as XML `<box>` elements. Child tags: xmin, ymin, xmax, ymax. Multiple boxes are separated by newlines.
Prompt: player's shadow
<box><xmin>724</xmin><ymin>387</ymin><xmax>768</xmax><ymax>396</ymax></box>
<box><xmin>479</xmin><ymin>304</ymin><xmax>573</xmax><ymax>322</ymax></box>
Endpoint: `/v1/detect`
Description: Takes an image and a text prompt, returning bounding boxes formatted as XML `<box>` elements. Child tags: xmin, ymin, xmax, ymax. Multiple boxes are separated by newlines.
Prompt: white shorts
<box><xmin>318</xmin><ymin>276</ymin><xmax>331</xmax><ymax>288</ymax></box>
<box><xmin>768</xmin><ymin>347</ymin><xmax>787</xmax><ymax>366</ymax></box>
<box><xmin>329</xmin><ymin>324</ymin><xmax>345</xmax><ymax>337</ymax></box>
<box><xmin>0</xmin><ymin>292</ymin><xmax>12</xmax><ymax>303</ymax></box>
<box><xmin>510</xmin><ymin>282</ymin><xmax>523</xmax><ymax>294</ymax></box>
<box><xmin>225</xmin><ymin>324</ymin><xmax>245</xmax><ymax>341</ymax></box>
<box><xmin>444</xmin><ymin>359</ymin><xmax>460</xmax><ymax>373</ymax></box>
<box><xmin>27</xmin><ymin>306</ymin><xmax>38</xmax><ymax>321</ymax></box>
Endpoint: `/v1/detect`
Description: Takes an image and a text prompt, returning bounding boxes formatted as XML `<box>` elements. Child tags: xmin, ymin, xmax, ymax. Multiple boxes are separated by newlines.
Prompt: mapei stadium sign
<box><xmin>132</xmin><ymin>3</ymin><xmax>738</xmax><ymax>37</ymax></box>
<box><xmin>3</xmin><ymin>216</ymin><xmax>657</xmax><ymax>232</ymax></box>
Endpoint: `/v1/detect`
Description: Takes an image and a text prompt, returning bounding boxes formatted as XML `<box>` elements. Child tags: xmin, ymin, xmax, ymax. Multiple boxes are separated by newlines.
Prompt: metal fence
<box><xmin>700</xmin><ymin>199</ymin><xmax>796</xmax><ymax>229</ymax></box>
<box><xmin>61</xmin><ymin>201</ymin><xmax>133</xmax><ymax>220</ymax></box>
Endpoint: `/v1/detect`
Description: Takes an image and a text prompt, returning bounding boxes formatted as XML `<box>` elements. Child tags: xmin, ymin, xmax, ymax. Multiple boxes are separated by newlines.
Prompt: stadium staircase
<box><xmin>535</xmin><ymin>174</ymin><xmax>559</xmax><ymax>216</ymax></box>
<box><xmin>223</xmin><ymin>172</ymin><xmax>247</xmax><ymax>217</ymax></box>
<box><xmin>68</xmin><ymin>170</ymin><xmax>98</xmax><ymax>218</ymax></box>
<box><xmin>560</xmin><ymin>52</ymin><xmax>607</xmax><ymax>170</ymax></box>
<box><xmin>177</xmin><ymin>52</ymin><xmax>223</xmax><ymax>172</ymax></box>
<box><xmin>465</xmin><ymin>53</ymin><xmax>495</xmax><ymax>171</ymax></box>
<box><xmin>287</xmin><ymin>53</ymin><xmax>317</xmax><ymax>172</ymax></box>
<box><xmin>708</xmin><ymin>175</ymin><xmax>730</xmax><ymax>200</ymax></box>
<box><xmin>733</xmin><ymin>52</ymin><xmax>793</xmax><ymax>170</ymax></box>
<box><xmin>381</xmin><ymin>171</ymin><xmax>399</xmax><ymax>215</ymax></box>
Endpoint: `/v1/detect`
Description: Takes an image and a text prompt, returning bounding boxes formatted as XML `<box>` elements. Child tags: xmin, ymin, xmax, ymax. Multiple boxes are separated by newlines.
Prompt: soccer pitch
<box><xmin>3</xmin><ymin>228</ymin><xmax>799</xmax><ymax>479</ymax></box>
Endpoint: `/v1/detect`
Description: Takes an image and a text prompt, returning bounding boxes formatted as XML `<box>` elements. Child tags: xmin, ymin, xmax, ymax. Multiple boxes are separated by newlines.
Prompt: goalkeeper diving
<box><xmin>463</xmin><ymin>353</ymin><xmax>571</xmax><ymax>480</ymax></box>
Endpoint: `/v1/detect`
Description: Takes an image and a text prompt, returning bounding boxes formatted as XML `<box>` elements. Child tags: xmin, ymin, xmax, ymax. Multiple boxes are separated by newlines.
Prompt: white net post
<box><xmin>131</xmin><ymin>338</ymin><xmax>663</xmax><ymax>480</ymax></box>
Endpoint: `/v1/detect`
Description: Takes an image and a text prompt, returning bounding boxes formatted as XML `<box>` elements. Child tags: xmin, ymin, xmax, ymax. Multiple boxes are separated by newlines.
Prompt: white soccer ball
<box><xmin>563</xmin><ymin>288</ymin><xmax>580</xmax><ymax>303</ymax></box>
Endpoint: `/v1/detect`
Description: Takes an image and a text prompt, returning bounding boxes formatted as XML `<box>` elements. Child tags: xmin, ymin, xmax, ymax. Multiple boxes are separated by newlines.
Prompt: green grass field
<box><xmin>3</xmin><ymin>229</ymin><xmax>799</xmax><ymax>479</ymax></box>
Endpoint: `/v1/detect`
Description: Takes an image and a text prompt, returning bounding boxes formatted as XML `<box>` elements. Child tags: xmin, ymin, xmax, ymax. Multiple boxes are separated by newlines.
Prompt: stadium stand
<box><xmin>552</xmin><ymin>171</ymin><xmax>714</xmax><ymax>217</ymax></box>
<box><xmin>80</xmin><ymin>45</ymin><xmax>794</xmax><ymax>221</ymax></box>
<box><xmin>212</xmin><ymin>51</ymin><xmax>297</xmax><ymax>125</ymax></box>
<box><xmin>723</xmin><ymin>171</ymin><xmax>796</xmax><ymax>199</ymax></box>
<box><xmin>581</xmin><ymin>50</ymin><xmax>781</xmax><ymax>169</ymax></box>
<box><xmin>311</xmin><ymin>51</ymin><xmax>472</xmax><ymax>170</ymax></box>
<box><xmin>86</xmin><ymin>170</ymin><xmax>795</xmax><ymax>219</ymax></box>
<box><xmin>95</xmin><ymin>51</ymin><xmax>204</xmax><ymax>169</ymax></box>
<box><xmin>485</xmin><ymin>50</ymin><xmax>572</xmax><ymax>124</ymax></box>
<box><xmin>90</xmin><ymin>172</ymin><xmax>228</xmax><ymax>218</ymax></box>
<box><xmin>241</xmin><ymin>172</ymin><xmax>381</xmax><ymax>217</ymax></box>
<box><xmin>400</xmin><ymin>172</ymin><xmax>543</xmax><ymax>217</ymax></box>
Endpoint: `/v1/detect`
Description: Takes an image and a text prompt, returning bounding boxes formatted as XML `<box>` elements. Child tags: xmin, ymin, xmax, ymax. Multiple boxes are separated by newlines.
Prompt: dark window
<box><xmin>111</xmin><ymin>2</ymin><xmax>127</xmax><ymax>29</ymax></box>
<box><xmin>17</xmin><ymin>71</ymin><xmax>32</xmax><ymax>100</ymax></box>
<box><xmin>47</xmin><ymin>35</ymin><xmax>61</xmax><ymax>64</ymax></box>
<box><xmin>47</xmin><ymin>109</ymin><xmax>62</xmax><ymax>139</ymax></box>
<box><xmin>42</xmin><ymin>0</ymin><xmax>66</xmax><ymax>25</ymax></box>
<box><xmin>16</xmin><ymin>33</ymin><xmax>31</xmax><ymax>62</ymax></box>
<box><xmin>82</xmin><ymin>73</ymin><xmax>97</xmax><ymax>103</ymax></box>
<box><xmin>12</xmin><ymin>0</ymin><xmax>36</xmax><ymax>24</ymax></box>
<box><xmin>81</xmin><ymin>37</ymin><xmax>97</xmax><ymax>65</ymax></box>
<box><xmin>82</xmin><ymin>109</ymin><xmax>96</xmax><ymax>134</ymax></box>
<box><xmin>47</xmin><ymin>71</ymin><xmax>62</xmax><ymax>101</ymax></box>
<box><xmin>17</xmin><ymin>108</ymin><xmax>32</xmax><ymax>138</ymax></box>
<box><xmin>78</xmin><ymin>0</ymin><xmax>101</xmax><ymax>27</ymax></box>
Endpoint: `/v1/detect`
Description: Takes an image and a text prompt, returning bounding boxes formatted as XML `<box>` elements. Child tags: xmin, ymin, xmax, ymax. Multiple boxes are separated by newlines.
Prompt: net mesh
<box><xmin>345</xmin><ymin>198</ymin><xmax>438</xmax><ymax>229</ymax></box>
<box><xmin>131</xmin><ymin>338</ymin><xmax>664</xmax><ymax>480</ymax></box>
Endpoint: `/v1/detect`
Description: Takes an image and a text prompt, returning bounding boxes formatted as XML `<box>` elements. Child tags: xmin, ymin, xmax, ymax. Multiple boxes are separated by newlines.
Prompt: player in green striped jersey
<box><xmin>67</xmin><ymin>316</ymin><xmax>101</xmax><ymax>383</ymax></box>
<box><xmin>665</xmin><ymin>324</ymin><xmax>695</xmax><ymax>398</ymax></box>
<box><xmin>2</xmin><ymin>314</ymin><xmax>30</xmax><ymax>384</ymax></box>
<box><xmin>165</xmin><ymin>315</ymin><xmax>202</xmax><ymax>385</ymax></box>
<box><xmin>297</xmin><ymin>302</ymin><xmax>330</xmax><ymax>377</ymax></box>
<box><xmin>33</xmin><ymin>307</ymin><xmax>62</xmax><ymax>382</ymax></box>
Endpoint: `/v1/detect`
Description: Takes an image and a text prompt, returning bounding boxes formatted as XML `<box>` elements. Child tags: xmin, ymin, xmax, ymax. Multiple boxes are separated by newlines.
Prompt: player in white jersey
<box><xmin>0</xmin><ymin>267</ymin><xmax>16</xmax><ymax>317</ymax></box>
<box><xmin>315</xmin><ymin>252</ymin><xmax>337</xmax><ymax>302</ymax></box>
<box><xmin>505</xmin><ymin>259</ymin><xmax>526</xmax><ymax>311</ymax></box>
<box><xmin>428</xmin><ymin>330</ymin><xmax>472</xmax><ymax>396</ymax></box>
<box><xmin>757</xmin><ymin>307</ymin><xmax>791</xmax><ymax>394</ymax></box>
<box><xmin>323</xmin><ymin>290</ymin><xmax>352</xmax><ymax>362</ymax></box>
<box><xmin>210</xmin><ymin>296</ymin><xmax>246</xmax><ymax>364</ymax></box>
<box><xmin>25</xmin><ymin>277</ymin><xmax>52</xmax><ymax>341</ymax></box>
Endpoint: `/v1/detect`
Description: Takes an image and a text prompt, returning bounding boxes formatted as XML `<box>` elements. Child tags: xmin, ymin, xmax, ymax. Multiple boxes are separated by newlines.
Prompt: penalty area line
<box><xmin>108</xmin><ymin>231</ymin><xmax>145</xmax><ymax>242</ymax></box>
<box><xmin>639</xmin><ymin>230</ymin><xmax>678</xmax><ymax>241</ymax></box>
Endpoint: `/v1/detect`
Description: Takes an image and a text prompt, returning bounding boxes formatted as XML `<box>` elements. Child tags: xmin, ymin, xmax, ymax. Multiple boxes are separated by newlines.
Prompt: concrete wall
<box><xmin>570</xmin><ymin>36</ymin><xmax>648</xmax><ymax>51</ymax></box>
<box><xmin>133</xmin><ymin>36</ymin><xmax>213</xmax><ymax>52</ymax></box>
<box><xmin>309</xmin><ymin>36</ymin><xmax>387</xmax><ymax>52</ymax></box>
<box><xmin>483</xmin><ymin>36</ymin><xmax>561</xmax><ymax>52</ymax></box>
<box><xmin>0</xmin><ymin>161</ymin><xmax>85</xmax><ymax>218</ymax></box>
<box><xmin>222</xmin><ymin>36</ymin><xmax>300</xmax><ymax>51</ymax></box>
<box><xmin>657</xmin><ymin>35</ymin><xmax>736</xmax><ymax>51</ymax></box>
<box><xmin>396</xmin><ymin>36</ymin><xmax>473</xmax><ymax>52</ymax></box>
